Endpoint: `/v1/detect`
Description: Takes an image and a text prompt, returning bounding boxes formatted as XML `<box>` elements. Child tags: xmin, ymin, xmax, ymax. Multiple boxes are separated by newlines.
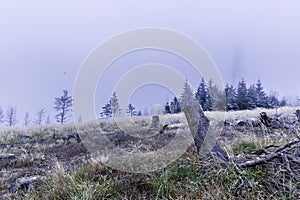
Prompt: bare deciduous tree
<box><xmin>24</xmin><ymin>112</ymin><xmax>31</xmax><ymax>127</ymax></box>
<box><xmin>34</xmin><ymin>108</ymin><xmax>46</xmax><ymax>125</ymax></box>
<box><xmin>0</xmin><ymin>106</ymin><xmax>4</xmax><ymax>124</ymax></box>
<box><xmin>6</xmin><ymin>106</ymin><xmax>17</xmax><ymax>126</ymax></box>
<box><xmin>45</xmin><ymin>115</ymin><xmax>51</xmax><ymax>125</ymax></box>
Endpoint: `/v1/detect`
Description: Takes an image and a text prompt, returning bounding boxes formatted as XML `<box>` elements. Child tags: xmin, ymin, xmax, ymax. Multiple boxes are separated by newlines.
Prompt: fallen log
<box><xmin>8</xmin><ymin>176</ymin><xmax>41</xmax><ymax>193</ymax></box>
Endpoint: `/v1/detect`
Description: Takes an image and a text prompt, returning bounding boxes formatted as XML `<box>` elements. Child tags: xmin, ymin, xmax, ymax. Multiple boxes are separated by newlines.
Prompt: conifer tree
<box><xmin>195</xmin><ymin>78</ymin><xmax>210</xmax><ymax>111</ymax></box>
<box><xmin>247</xmin><ymin>84</ymin><xmax>257</xmax><ymax>110</ymax></box>
<box><xmin>255</xmin><ymin>80</ymin><xmax>268</xmax><ymax>108</ymax></box>
<box><xmin>111</xmin><ymin>92</ymin><xmax>120</xmax><ymax>117</ymax></box>
<box><xmin>164</xmin><ymin>102</ymin><xmax>171</xmax><ymax>114</ymax></box>
<box><xmin>207</xmin><ymin>79</ymin><xmax>225</xmax><ymax>111</ymax></box>
<box><xmin>267</xmin><ymin>91</ymin><xmax>280</xmax><ymax>109</ymax></box>
<box><xmin>127</xmin><ymin>104</ymin><xmax>136</xmax><ymax>116</ymax></box>
<box><xmin>180</xmin><ymin>80</ymin><xmax>196</xmax><ymax>110</ymax></box>
<box><xmin>236</xmin><ymin>78</ymin><xmax>249</xmax><ymax>110</ymax></box>
<box><xmin>54</xmin><ymin>90</ymin><xmax>73</xmax><ymax>124</ymax></box>
<box><xmin>224</xmin><ymin>84</ymin><xmax>238</xmax><ymax>110</ymax></box>
<box><xmin>170</xmin><ymin>97</ymin><xmax>181</xmax><ymax>113</ymax></box>
<box><xmin>100</xmin><ymin>100</ymin><xmax>112</xmax><ymax>118</ymax></box>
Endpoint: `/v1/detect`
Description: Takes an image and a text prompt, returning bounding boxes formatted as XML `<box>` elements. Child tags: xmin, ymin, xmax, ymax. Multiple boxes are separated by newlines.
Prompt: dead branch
<box><xmin>282</xmin><ymin>153</ymin><xmax>300</xmax><ymax>182</ymax></box>
<box><xmin>237</xmin><ymin>140</ymin><xmax>300</xmax><ymax>168</ymax></box>
<box><xmin>251</xmin><ymin>144</ymin><xmax>279</xmax><ymax>155</ymax></box>
<box><xmin>233</xmin><ymin>176</ymin><xmax>245</xmax><ymax>197</ymax></box>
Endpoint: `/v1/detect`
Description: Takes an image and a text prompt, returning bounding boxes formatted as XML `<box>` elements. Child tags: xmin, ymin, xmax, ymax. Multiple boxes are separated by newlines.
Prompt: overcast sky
<box><xmin>0</xmin><ymin>1</ymin><xmax>300</xmax><ymax>125</ymax></box>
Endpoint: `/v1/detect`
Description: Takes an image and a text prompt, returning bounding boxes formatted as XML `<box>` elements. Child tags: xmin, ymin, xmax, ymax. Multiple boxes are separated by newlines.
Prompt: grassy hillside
<box><xmin>1</xmin><ymin>107</ymin><xmax>300</xmax><ymax>199</ymax></box>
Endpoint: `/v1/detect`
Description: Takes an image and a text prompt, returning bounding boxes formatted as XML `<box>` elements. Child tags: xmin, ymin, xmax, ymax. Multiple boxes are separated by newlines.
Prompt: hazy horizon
<box><xmin>1</xmin><ymin>1</ymin><xmax>300</xmax><ymax>125</ymax></box>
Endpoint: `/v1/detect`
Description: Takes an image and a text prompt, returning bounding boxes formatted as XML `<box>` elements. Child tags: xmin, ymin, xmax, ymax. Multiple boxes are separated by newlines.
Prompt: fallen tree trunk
<box><xmin>9</xmin><ymin>176</ymin><xmax>41</xmax><ymax>193</ymax></box>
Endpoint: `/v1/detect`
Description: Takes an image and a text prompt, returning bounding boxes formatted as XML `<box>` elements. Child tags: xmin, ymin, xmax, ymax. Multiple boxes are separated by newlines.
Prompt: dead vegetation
<box><xmin>1</xmin><ymin>107</ymin><xmax>300</xmax><ymax>199</ymax></box>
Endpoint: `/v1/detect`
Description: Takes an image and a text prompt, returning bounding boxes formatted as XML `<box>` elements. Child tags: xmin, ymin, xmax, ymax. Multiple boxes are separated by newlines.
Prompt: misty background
<box><xmin>0</xmin><ymin>1</ymin><xmax>300</xmax><ymax>125</ymax></box>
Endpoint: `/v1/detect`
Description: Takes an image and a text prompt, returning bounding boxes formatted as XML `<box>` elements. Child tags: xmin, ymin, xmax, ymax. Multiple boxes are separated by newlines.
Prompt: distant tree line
<box><xmin>100</xmin><ymin>92</ymin><xmax>142</xmax><ymax>118</ymax></box>
<box><xmin>0</xmin><ymin>78</ymin><xmax>288</xmax><ymax>127</ymax></box>
<box><xmin>165</xmin><ymin>78</ymin><xmax>287</xmax><ymax>113</ymax></box>
<box><xmin>0</xmin><ymin>90</ymin><xmax>73</xmax><ymax>127</ymax></box>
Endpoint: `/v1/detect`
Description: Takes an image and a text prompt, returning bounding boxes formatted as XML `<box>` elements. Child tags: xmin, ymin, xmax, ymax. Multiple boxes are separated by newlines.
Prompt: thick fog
<box><xmin>0</xmin><ymin>1</ymin><xmax>300</xmax><ymax>124</ymax></box>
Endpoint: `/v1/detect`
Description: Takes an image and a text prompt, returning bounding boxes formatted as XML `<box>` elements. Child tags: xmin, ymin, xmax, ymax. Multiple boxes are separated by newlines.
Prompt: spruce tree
<box><xmin>224</xmin><ymin>84</ymin><xmax>238</xmax><ymax>110</ymax></box>
<box><xmin>255</xmin><ymin>80</ymin><xmax>268</xmax><ymax>108</ymax></box>
<box><xmin>279</xmin><ymin>97</ymin><xmax>287</xmax><ymax>107</ymax></box>
<box><xmin>170</xmin><ymin>97</ymin><xmax>181</xmax><ymax>113</ymax></box>
<box><xmin>267</xmin><ymin>91</ymin><xmax>280</xmax><ymax>109</ymax></box>
<box><xmin>195</xmin><ymin>78</ymin><xmax>210</xmax><ymax>111</ymax></box>
<box><xmin>100</xmin><ymin>100</ymin><xmax>112</xmax><ymax>118</ymax></box>
<box><xmin>247</xmin><ymin>84</ymin><xmax>257</xmax><ymax>110</ymax></box>
<box><xmin>164</xmin><ymin>102</ymin><xmax>171</xmax><ymax>114</ymax></box>
<box><xmin>236</xmin><ymin>78</ymin><xmax>249</xmax><ymax>110</ymax></box>
<box><xmin>111</xmin><ymin>92</ymin><xmax>120</xmax><ymax>117</ymax></box>
<box><xmin>54</xmin><ymin>90</ymin><xmax>73</xmax><ymax>124</ymax></box>
<box><xmin>180</xmin><ymin>80</ymin><xmax>197</xmax><ymax>110</ymax></box>
<box><xmin>127</xmin><ymin>104</ymin><xmax>137</xmax><ymax>116</ymax></box>
<box><xmin>207</xmin><ymin>79</ymin><xmax>225</xmax><ymax>111</ymax></box>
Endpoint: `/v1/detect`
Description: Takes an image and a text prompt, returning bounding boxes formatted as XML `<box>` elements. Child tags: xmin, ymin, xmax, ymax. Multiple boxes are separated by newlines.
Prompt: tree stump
<box><xmin>260</xmin><ymin>112</ymin><xmax>271</xmax><ymax>127</ymax></box>
<box><xmin>295</xmin><ymin>109</ymin><xmax>300</xmax><ymax>123</ymax></box>
<box><xmin>183</xmin><ymin>100</ymin><xmax>228</xmax><ymax>161</ymax></box>
<box><xmin>150</xmin><ymin>115</ymin><xmax>160</xmax><ymax>129</ymax></box>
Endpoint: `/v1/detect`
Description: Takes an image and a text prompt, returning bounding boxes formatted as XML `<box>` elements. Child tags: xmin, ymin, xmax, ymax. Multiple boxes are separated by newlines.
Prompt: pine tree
<box><xmin>247</xmin><ymin>84</ymin><xmax>257</xmax><ymax>110</ymax></box>
<box><xmin>224</xmin><ymin>84</ymin><xmax>238</xmax><ymax>110</ymax></box>
<box><xmin>164</xmin><ymin>102</ymin><xmax>171</xmax><ymax>114</ymax></box>
<box><xmin>54</xmin><ymin>90</ymin><xmax>73</xmax><ymax>124</ymax></box>
<box><xmin>137</xmin><ymin>111</ymin><xmax>142</xmax><ymax>116</ymax></box>
<box><xmin>180</xmin><ymin>80</ymin><xmax>196</xmax><ymax>110</ymax></box>
<box><xmin>127</xmin><ymin>104</ymin><xmax>136</xmax><ymax>116</ymax></box>
<box><xmin>267</xmin><ymin>91</ymin><xmax>280</xmax><ymax>109</ymax></box>
<box><xmin>170</xmin><ymin>97</ymin><xmax>181</xmax><ymax>113</ymax></box>
<box><xmin>236</xmin><ymin>78</ymin><xmax>249</xmax><ymax>110</ymax></box>
<box><xmin>195</xmin><ymin>78</ymin><xmax>210</xmax><ymax>111</ymax></box>
<box><xmin>255</xmin><ymin>80</ymin><xmax>268</xmax><ymax>108</ymax></box>
<box><xmin>100</xmin><ymin>100</ymin><xmax>112</xmax><ymax>118</ymax></box>
<box><xmin>111</xmin><ymin>92</ymin><xmax>120</xmax><ymax>117</ymax></box>
<box><xmin>207</xmin><ymin>79</ymin><xmax>225</xmax><ymax>111</ymax></box>
<box><xmin>279</xmin><ymin>97</ymin><xmax>287</xmax><ymax>107</ymax></box>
